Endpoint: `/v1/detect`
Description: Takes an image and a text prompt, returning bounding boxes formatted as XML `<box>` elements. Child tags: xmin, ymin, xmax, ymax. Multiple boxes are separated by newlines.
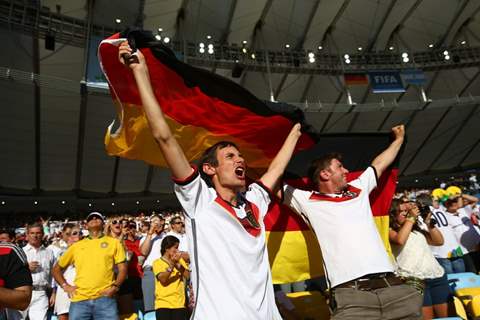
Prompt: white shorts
<box><xmin>54</xmin><ymin>287</ymin><xmax>70</xmax><ymax>315</ymax></box>
<box><xmin>55</xmin><ymin>266</ymin><xmax>76</xmax><ymax>315</ymax></box>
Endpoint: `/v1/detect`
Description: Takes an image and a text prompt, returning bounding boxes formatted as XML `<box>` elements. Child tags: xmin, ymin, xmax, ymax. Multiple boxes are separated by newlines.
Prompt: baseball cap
<box><xmin>86</xmin><ymin>212</ymin><xmax>105</xmax><ymax>222</ymax></box>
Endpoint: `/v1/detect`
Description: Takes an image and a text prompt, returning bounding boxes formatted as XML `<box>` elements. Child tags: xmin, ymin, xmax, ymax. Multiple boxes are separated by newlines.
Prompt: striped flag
<box><xmin>99</xmin><ymin>30</ymin><xmax>399</xmax><ymax>284</ymax></box>
<box><xmin>344</xmin><ymin>73</ymin><xmax>369</xmax><ymax>86</ymax></box>
<box><xmin>266</xmin><ymin>133</ymin><xmax>399</xmax><ymax>283</ymax></box>
<box><xmin>98</xmin><ymin>30</ymin><xmax>315</xmax><ymax>169</ymax></box>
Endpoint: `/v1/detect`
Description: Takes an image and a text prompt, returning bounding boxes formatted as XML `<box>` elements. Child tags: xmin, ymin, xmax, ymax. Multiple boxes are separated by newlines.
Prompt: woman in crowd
<box><xmin>123</xmin><ymin>219</ymin><xmax>144</xmax><ymax>306</ymax></box>
<box><xmin>153</xmin><ymin>235</ymin><xmax>189</xmax><ymax>320</ymax></box>
<box><xmin>54</xmin><ymin>225</ymin><xmax>82</xmax><ymax>320</ymax></box>
<box><xmin>389</xmin><ymin>198</ymin><xmax>450</xmax><ymax>319</ymax></box>
<box><xmin>106</xmin><ymin>217</ymin><xmax>136</xmax><ymax>318</ymax></box>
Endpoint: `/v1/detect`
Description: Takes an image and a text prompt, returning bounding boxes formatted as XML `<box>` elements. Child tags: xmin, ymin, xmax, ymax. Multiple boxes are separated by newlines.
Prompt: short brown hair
<box><xmin>26</xmin><ymin>223</ymin><xmax>44</xmax><ymax>233</ymax></box>
<box><xmin>199</xmin><ymin>141</ymin><xmax>239</xmax><ymax>185</ymax></box>
<box><xmin>308</xmin><ymin>152</ymin><xmax>343</xmax><ymax>188</ymax></box>
<box><xmin>199</xmin><ymin>141</ymin><xmax>239</xmax><ymax>167</ymax></box>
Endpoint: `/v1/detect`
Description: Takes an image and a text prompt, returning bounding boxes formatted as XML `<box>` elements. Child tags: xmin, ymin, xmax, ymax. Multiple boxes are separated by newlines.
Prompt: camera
<box><xmin>415</xmin><ymin>194</ymin><xmax>433</xmax><ymax>218</ymax></box>
<box><xmin>414</xmin><ymin>194</ymin><xmax>436</xmax><ymax>228</ymax></box>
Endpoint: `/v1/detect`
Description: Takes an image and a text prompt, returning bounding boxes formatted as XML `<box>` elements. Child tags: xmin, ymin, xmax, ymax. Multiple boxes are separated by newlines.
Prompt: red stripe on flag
<box><xmin>344</xmin><ymin>73</ymin><xmax>368</xmax><ymax>85</ymax></box>
<box><xmin>100</xmin><ymin>42</ymin><xmax>315</xmax><ymax>162</ymax></box>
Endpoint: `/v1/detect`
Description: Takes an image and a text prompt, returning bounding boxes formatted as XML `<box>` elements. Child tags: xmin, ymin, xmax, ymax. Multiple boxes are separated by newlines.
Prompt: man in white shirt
<box><xmin>442</xmin><ymin>186</ymin><xmax>480</xmax><ymax>273</ymax></box>
<box><xmin>283</xmin><ymin>125</ymin><xmax>423</xmax><ymax>319</ymax></box>
<box><xmin>167</xmin><ymin>216</ymin><xmax>188</xmax><ymax>253</ymax></box>
<box><xmin>8</xmin><ymin>223</ymin><xmax>55</xmax><ymax>320</ymax></box>
<box><xmin>139</xmin><ymin>214</ymin><xmax>166</xmax><ymax>312</ymax></box>
<box><xmin>47</xmin><ymin>223</ymin><xmax>74</xmax><ymax>261</ymax></box>
<box><xmin>118</xmin><ymin>42</ymin><xmax>302</xmax><ymax>319</ymax></box>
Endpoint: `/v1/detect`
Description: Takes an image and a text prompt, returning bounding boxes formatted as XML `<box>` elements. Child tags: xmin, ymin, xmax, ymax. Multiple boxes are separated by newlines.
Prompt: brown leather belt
<box><xmin>334</xmin><ymin>273</ymin><xmax>405</xmax><ymax>291</ymax></box>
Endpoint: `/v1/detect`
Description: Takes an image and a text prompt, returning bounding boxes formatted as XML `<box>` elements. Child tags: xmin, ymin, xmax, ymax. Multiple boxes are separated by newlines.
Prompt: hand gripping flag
<box><xmin>98</xmin><ymin>29</ymin><xmax>315</xmax><ymax>169</ymax></box>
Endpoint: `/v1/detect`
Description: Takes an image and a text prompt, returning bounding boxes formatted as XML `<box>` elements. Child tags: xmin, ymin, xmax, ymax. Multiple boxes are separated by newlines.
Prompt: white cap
<box><xmin>86</xmin><ymin>212</ymin><xmax>105</xmax><ymax>222</ymax></box>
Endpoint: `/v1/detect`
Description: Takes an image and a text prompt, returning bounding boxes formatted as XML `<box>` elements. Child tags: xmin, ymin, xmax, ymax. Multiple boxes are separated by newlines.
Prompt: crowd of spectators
<box><xmin>1</xmin><ymin>174</ymin><xmax>480</xmax><ymax>319</ymax></box>
<box><xmin>0</xmin><ymin>209</ymin><xmax>188</xmax><ymax>320</ymax></box>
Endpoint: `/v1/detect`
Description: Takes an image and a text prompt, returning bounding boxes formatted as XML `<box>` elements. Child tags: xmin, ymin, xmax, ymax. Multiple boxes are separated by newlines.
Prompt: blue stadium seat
<box><xmin>142</xmin><ymin>311</ymin><xmax>156</xmax><ymax>320</ymax></box>
<box><xmin>447</xmin><ymin>272</ymin><xmax>480</xmax><ymax>290</ymax></box>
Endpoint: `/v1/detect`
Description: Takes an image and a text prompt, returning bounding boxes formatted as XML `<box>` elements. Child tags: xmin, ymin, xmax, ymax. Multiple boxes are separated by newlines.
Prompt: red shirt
<box><xmin>124</xmin><ymin>238</ymin><xmax>143</xmax><ymax>278</ymax></box>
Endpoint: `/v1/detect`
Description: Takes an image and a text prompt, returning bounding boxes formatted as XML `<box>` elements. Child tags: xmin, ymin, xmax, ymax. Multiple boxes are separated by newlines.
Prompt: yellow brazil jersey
<box><xmin>152</xmin><ymin>258</ymin><xmax>188</xmax><ymax>309</ymax></box>
<box><xmin>57</xmin><ymin>235</ymin><xmax>126</xmax><ymax>302</ymax></box>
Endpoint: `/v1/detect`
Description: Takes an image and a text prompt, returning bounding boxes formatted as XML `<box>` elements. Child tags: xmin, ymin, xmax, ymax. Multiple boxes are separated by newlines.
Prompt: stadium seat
<box><xmin>286</xmin><ymin>291</ymin><xmax>330</xmax><ymax>320</ymax></box>
<box><xmin>447</xmin><ymin>272</ymin><xmax>480</xmax><ymax>290</ymax></box>
<box><xmin>452</xmin><ymin>286</ymin><xmax>480</xmax><ymax>318</ymax></box>
<box><xmin>142</xmin><ymin>311</ymin><xmax>156</xmax><ymax>320</ymax></box>
<box><xmin>452</xmin><ymin>296</ymin><xmax>468</xmax><ymax>320</ymax></box>
<box><xmin>470</xmin><ymin>295</ymin><xmax>480</xmax><ymax>318</ymax></box>
<box><xmin>120</xmin><ymin>313</ymin><xmax>139</xmax><ymax>320</ymax></box>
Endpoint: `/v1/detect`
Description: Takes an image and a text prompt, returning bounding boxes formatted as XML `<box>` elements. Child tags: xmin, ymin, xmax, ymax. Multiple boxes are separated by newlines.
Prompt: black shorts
<box><xmin>155</xmin><ymin>308</ymin><xmax>187</xmax><ymax>320</ymax></box>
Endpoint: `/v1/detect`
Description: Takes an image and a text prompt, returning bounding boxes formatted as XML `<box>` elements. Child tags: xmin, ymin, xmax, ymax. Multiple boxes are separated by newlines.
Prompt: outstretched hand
<box><xmin>391</xmin><ymin>125</ymin><xmax>405</xmax><ymax>141</ymax></box>
<box><xmin>118</xmin><ymin>41</ymin><xmax>145</xmax><ymax>71</ymax></box>
<box><xmin>290</xmin><ymin>123</ymin><xmax>302</xmax><ymax>139</ymax></box>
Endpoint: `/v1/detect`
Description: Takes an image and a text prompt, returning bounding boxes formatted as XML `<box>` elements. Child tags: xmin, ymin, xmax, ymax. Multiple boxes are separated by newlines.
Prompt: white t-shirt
<box><xmin>392</xmin><ymin>231</ymin><xmax>445</xmax><ymax>279</ymax></box>
<box><xmin>140</xmin><ymin>232</ymin><xmax>166</xmax><ymax>268</ymax></box>
<box><xmin>445</xmin><ymin>206</ymin><xmax>480</xmax><ymax>253</ymax></box>
<box><xmin>174</xmin><ymin>169</ymin><xmax>281</xmax><ymax>320</ymax></box>
<box><xmin>283</xmin><ymin>166</ymin><xmax>394</xmax><ymax>288</ymax></box>
<box><xmin>429</xmin><ymin>207</ymin><xmax>464</xmax><ymax>258</ymax></box>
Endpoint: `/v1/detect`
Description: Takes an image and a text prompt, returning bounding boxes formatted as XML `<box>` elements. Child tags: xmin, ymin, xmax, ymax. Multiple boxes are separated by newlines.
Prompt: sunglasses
<box><xmin>172</xmin><ymin>221</ymin><xmax>184</xmax><ymax>225</ymax></box>
<box><xmin>70</xmin><ymin>231</ymin><xmax>80</xmax><ymax>236</ymax></box>
<box><xmin>111</xmin><ymin>220</ymin><xmax>119</xmax><ymax>225</ymax></box>
<box><xmin>87</xmin><ymin>216</ymin><xmax>101</xmax><ymax>222</ymax></box>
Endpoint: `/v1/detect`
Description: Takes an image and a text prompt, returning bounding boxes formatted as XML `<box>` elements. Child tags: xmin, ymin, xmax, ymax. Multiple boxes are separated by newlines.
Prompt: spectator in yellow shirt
<box><xmin>52</xmin><ymin>212</ymin><xmax>127</xmax><ymax>320</ymax></box>
<box><xmin>153</xmin><ymin>235</ymin><xmax>189</xmax><ymax>320</ymax></box>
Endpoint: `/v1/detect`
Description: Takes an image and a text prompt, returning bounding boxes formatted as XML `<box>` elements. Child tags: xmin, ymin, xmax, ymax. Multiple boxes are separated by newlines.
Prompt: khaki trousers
<box><xmin>331</xmin><ymin>284</ymin><xmax>423</xmax><ymax>320</ymax></box>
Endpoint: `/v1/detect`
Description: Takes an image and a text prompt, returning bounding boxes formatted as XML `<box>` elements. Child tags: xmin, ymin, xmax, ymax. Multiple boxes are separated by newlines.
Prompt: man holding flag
<box><xmin>283</xmin><ymin>125</ymin><xmax>424</xmax><ymax>319</ymax></box>
<box><xmin>118</xmin><ymin>42</ymin><xmax>301</xmax><ymax>319</ymax></box>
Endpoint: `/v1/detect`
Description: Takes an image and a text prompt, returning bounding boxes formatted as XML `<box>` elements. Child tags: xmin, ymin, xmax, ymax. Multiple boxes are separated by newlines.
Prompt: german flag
<box><xmin>99</xmin><ymin>30</ymin><xmax>399</xmax><ymax>284</ymax></box>
<box><xmin>266</xmin><ymin>133</ymin><xmax>399</xmax><ymax>284</ymax></box>
<box><xmin>344</xmin><ymin>73</ymin><xmax>369</xmax><ymax>86</ymax></box>
<box><xmin>98</xmin><ymin>29</ymin><xmax>315</xmax><ymax>169</ymax></box>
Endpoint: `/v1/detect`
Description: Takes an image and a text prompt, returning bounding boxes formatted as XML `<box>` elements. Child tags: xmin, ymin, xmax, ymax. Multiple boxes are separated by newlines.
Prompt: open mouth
<box><xmin>234</xmin><ymin>167</ymin><xmax>246</xmax><ymax>180</ymax></box>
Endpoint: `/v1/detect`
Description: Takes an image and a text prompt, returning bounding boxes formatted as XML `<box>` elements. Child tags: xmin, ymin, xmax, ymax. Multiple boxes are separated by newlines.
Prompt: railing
<box><xmin>1</xmin><ymin>66</ymin><xmax>478</xmax><ymax>113</ymax></box>
<box><xmin>1</xmin><ymin>0</ymin><xmax>480</xmax><ymax>75</ymax></box>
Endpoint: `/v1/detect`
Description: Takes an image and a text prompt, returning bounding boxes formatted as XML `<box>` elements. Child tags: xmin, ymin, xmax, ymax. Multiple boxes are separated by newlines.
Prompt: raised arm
<box><xmin>371</xmin><ymin>125</ymin><xmax>405</xmax><ymax>178</ymax></box>
<box><xmin>118</xmin><ymin>42</ymin><xmax>192</xmax><ymax>179</ymax></box>
<box><xmin>260</xmin><ymin>123</ymin><xmax>302</xmax><ymax>191</ymax></box>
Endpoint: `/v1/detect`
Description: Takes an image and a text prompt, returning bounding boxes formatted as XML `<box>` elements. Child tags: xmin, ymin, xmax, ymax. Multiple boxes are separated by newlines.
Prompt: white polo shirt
<box><xmin>174</xmin><ymin>168</ymin><xmax>281</xmax><ymax>320</ymax></box>
<box><xmin>283</xmin><ymin>166</ymin><xmax>394</xmax><ymax>288</ymax></box>
<box><xmin>23</xmin><ymin>244</ymin><xmax>55</xmax><ymax>288</ymax></box>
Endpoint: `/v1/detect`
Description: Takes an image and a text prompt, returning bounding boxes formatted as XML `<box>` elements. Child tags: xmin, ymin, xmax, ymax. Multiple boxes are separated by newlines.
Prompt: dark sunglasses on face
<box><xmin>111</xmin><ymin>220</ymin><xmax>119</xmax><ymax>225</ymax></box>
<box><xmin>70</xmin><ymin>231</ymin><xmax>80</xmax><ymax>236</ymax></box>
<box><xmin>173</xmin><ymin>221</ymin><xmax>184</xmax><ymax>225</ymax></box>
